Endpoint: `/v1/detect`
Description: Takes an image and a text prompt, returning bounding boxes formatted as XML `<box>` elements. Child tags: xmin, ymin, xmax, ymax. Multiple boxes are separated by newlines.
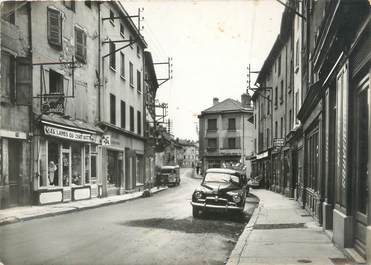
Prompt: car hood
<box><xmin>196</xmin><ymin>181</ymin><xmax>241</xmax><ymax>194</ymax></box>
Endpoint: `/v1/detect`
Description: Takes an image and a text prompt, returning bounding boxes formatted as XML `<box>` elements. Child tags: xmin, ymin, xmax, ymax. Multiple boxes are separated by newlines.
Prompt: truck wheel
<box><xmin>193</xmin><ymin>206</ymin><xmax>200</xmax><ymax>218</ymax></box>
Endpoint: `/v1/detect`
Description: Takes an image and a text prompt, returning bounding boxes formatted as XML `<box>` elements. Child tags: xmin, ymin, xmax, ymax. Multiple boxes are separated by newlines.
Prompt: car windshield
<box><xmin>204</xmin><ymin>173</ymin><xmax>240</xmax><ymax>184</ymax></box>
<box><xmin>160</xmin><ymin>169</ymin><xmax>175</xmax><ymax>174</ymax></box>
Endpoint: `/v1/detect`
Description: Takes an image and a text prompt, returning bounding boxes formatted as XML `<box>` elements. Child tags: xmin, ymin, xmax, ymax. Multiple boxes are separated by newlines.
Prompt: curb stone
<box><xmin>226</xmin><ymin>193</ymin><xmax>262</xmax><ymax>265</ymax></box>
<box><xmin>0</xmin><ymin>187</ymin><xmax>168</xmax><ymax>226</ymax></box>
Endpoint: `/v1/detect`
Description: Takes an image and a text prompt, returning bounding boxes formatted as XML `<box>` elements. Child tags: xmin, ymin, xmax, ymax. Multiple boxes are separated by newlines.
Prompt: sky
<box><xmin>124</xmin><ymin>0</ymin><xmax>285</xmax><ymax>141</ymax></box>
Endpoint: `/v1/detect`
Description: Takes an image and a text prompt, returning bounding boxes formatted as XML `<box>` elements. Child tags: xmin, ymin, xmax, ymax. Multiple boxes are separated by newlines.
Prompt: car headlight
<box><xmin>233</xmin><ymin>194</ymin><xmax>241</xmax><ymax>203</ymax></box>
<box><xmin>194</xmin><ymin>191</ymin><xmax>203</xmax><ymax>200</ymax></box>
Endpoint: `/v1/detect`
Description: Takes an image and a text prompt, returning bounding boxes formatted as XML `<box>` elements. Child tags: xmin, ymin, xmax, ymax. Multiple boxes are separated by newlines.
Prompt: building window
<box><xmin>109</xmin><ymin>41</ymin><xmax>116</xmax><ymax>70</ymax></box>
<box><xmin>129</xmin><ymin>36</ymin><xmax>134</xmax><ymax>49</ymax></box>
<box><xmin>207</xmin><ymin>119</ymin><xmax>217</xmax><ymax>131</ymax></box>
<box><xmin>280</xmin><ymin>117</ymin><xmax>283</xmax><ymax>138</ymax></box>
<box><xmin>85</xmin><ymin>1</ymin><xmax>92</xmax><ymax>8</ymax></box>
<box><xmin>137</xmin><ymin>110</ymin><xmax>141</xmax><ymax>135</ymax></box>
<box><xmin>228</xmin><ymin>118</ymin><xmax>236</xmax><ymax>131</ymax></box>
<box><xmin>267</xmin><ymin>96</ymin><xmax>270</xmax><ymax>114</ymax></box>
<box><xmin>267</xmin><ymin>128</ymin><xmax>270</xmax><ymax>147</ymax></box>
<box><xmin>2</xmin><ymin>3</ymin><xmax>15</xmax><ymax>24</ymax></box>
<box><xmin>295</xmin><ymin>40</ymin><xmax>299</xmax><ymax>68</ymax></box>
<box><xmin>120</xmin><ymin>53</ymin><xmax>125</xmax><ymax>78</ymax></box>
<box><xmin>254</xmin><ymin>114</ymin><xmax>256</xmax><ymax>129</ymax></box>
<box><xmin>121</xmin><ymin>100</ymin><xmax>126</xmax><ymax>129</ymax></box>
<box><xmin>278</xmin><ymin>55</ymin><xmax>281</xmax><ymax>76</ymax></box>
<box><xmin>137</xmin><ymin>70</ymin><xmax>141</xmax><ymax>92</ymax></box>
<box><xmin>47</xmin><ymin>8</ymin><xmax>62</xmax><ymax>49</ymax></box>
<box><xmin>275</xmin><ymin>86</ymin><xmax>278</xmax><ymax>107</ymax></box>
<box><xmin>63</xmin><ymin>1</ymin><xmax>75</xmax><ymax>11</ymax></box>
<box><xmin>110</xmin><ymin>93</ymin><xmax>116</xmax><ymax>125</ymax></box>
<box><xmin>275</xmin><ymin>121</ymin><xmax>278</xmax><ymax>138</ymax></box>
<box><xmin>137</xmin><ymin>45</ymin><xmax>140</xmax><ymax>57</ymax></box>
<box><xmin>75</xmin><ymin>27</ymin><xmax>87</xmax><ymax>63</ymax></box>
<box><xmin>228</xmin><ymin>138</ymin><xmax>236</xmax><ymax>149</ymax></box>
<box><xmin>1</xmin><ymin>51</ymin><xmax>15</xmax><ymax>101</ymax></box>
<box><xmin>130</xmin><ymin>106</ymin><xmax>134</xmax><ymax>132</ymax></box>
<box><xmin>129</xmin><ymin>61</ymin><xmax>134</xmax><ymax>86</ymax></box>
<box><xmin>120</xmin><ymin>23</ymin><xmax>125</xmax><ymax>37</ymax></box>
<box><xmin>109</xmin><ymin>9</ymin><xmax>115</xmax><ymax>25</ymax></box>
<box><xmin>49</xmin><ymin>70</ymin><xmax>64</xmax><ymax>94</ymax></box>
<box><xmin>289</xmin><ymin>110</ymin><xmax>292</xmax><ymax>131</ymax></box>
<box><xmin>280</xmin><ymin>80</ymin><xmax>284</xmax><ymax>104</ymax></box>
<box><xmin>207</xmin><ymin>138</ymin><xmax>217</xmax><ymax>149</ymax></box>
<box><xmin>295</xmin><ymin>92</ymin><xmax>299</xmax><ymax>117</ymax></box>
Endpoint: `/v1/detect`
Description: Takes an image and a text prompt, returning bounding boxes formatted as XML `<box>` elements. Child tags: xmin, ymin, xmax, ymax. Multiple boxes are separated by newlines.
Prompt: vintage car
<box><xmin>156</xmin><ymin>165</ymin><xmax>180</xmax><ymax>187</ymax></box>
<box><xmin>191</xmin><ymin>168</ymin><xmax>248</xmax><ymax>217</ymax></box>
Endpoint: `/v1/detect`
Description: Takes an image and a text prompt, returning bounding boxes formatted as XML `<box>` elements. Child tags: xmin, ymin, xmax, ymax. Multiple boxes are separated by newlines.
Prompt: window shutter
<box><xmin>75</xmin><ymin>27</ymin><xmax>86</xmax><ymax>63</ymax></box>
<box><xmin>15</xmin><ymin>57</ymin><xmax>32</xmax><ymax>105</ymax></box>
<box><xmin>47</xmin><ymin>8</ymin><xmax>62</xmax><ymax>48</ymax></box>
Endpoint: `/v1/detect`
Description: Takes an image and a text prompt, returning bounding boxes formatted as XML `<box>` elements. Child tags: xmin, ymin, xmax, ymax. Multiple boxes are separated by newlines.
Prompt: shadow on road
<box><xmin>119</xmin><ymin>212</ymin><xmax>251</xmax><ymax>236</ymax></box>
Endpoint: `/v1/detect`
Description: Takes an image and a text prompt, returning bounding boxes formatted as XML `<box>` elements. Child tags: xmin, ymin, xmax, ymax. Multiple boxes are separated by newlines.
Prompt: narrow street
<box><xmin>0</xmin><ymin>169</ymin><xmax>257</xmax><ymax>265</ymax></box>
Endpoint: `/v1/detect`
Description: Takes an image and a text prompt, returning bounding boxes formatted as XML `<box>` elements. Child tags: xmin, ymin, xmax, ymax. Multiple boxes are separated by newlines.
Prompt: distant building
<box><xmin>198</xmin><ymin>96</ymin><xmax>255</xmax><ymax>176</ymax></box>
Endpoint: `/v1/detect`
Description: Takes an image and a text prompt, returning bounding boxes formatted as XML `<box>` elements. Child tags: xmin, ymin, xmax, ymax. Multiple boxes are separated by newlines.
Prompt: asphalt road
<box><xmin>0</xmin><ymin>168</ymin><xmax>258</xmax><ymax>265</ymax></box>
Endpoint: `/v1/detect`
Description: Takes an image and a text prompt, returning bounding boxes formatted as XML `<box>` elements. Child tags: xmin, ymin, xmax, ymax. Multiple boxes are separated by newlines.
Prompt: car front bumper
<box><xmin>191</xmin><ymin>201</ymin><xmax>244</xmax><ymax>211</ymax></box>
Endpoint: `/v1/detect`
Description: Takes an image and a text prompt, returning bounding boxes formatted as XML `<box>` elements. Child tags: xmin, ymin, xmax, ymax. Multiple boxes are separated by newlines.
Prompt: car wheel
<box><xmin>192</xmin><ymin>206</ymin><xmax>200</xmax><ymax>218</ymax></box>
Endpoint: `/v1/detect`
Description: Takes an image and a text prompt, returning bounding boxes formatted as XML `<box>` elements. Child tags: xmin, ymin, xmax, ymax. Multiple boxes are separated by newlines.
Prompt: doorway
<box><xmin>8</xmin><ymin>140</ymin><xmax>22</xmax><ymax>206</ymax></box>
<box><xmin>353</xmin><ymin>77</ymin><xmax>369</xmax><ymax>257</ymax></box>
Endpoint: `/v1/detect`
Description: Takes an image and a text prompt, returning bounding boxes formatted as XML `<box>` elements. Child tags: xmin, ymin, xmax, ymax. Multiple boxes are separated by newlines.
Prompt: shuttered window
<box><xmin>130</xmin><ymin>106</ymin><xmax>134</xmax><ymax>132</ymax></box>
<box><xmin>16</xmin><ymin>57</ymin><xmax>32</xmax><ymax>105</ymax></box>
<box><xmin>75</xmin><ymin>27</ymin><xmax>87</xmax><ymax>63</ymax></box>
<box><xmin>47</xmin><ymin>8</ymin><xmax>62</xmax><ymax>49</ymax></box>
<box><xmin>137</xmin><ymin>110</ymin><xmax>141</xmax><ymax>135</ymax></box>
<box><xmin>137</xmin><ymin>70</ymin><xmax>141</xmax><ymax>92</ymax></box>
<box><xmin>109</xmin><ymin>41</ymin><xmax>116</xmax><ymax>69</ymax></box>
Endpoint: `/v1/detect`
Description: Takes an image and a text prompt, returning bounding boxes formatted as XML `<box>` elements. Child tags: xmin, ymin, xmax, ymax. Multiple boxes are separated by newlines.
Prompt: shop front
<box><xmin>255</xmin><ymin>150</ymin><xmax>271</xmax><ymax>189</ymax></box>
<box><xmin>34</xmin><ymin>115</ymin><xmax>103</xmax><ymax>205</ymax></box>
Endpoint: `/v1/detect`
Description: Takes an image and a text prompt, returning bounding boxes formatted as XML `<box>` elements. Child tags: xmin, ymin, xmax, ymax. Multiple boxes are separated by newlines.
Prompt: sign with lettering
<box><xmin>101</xmin><ymin>135</ymin><xmax>111</xmax><ymax>146</ymax></box>
<box><xmin>44</xmin><ymin>125</ymin><xmax>95</xmax><ymax>143</ymax></box>
<box><xmin>273</xmin><ymin>138</ymin><xmax>285</xmax><ymax>147</ymax></box>
<box><xmin>256</xmin><ymin>151</ymin><xmax>269</xmax><ymax>160</ymax></box>
<box><xmin>42</xmin><ymin>96</ymin><xmax>65</xmax><ymax>114</ymax></box>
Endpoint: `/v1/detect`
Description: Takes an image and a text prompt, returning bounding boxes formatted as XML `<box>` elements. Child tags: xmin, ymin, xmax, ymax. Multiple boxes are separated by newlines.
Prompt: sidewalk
<box><xmin>0</xmin><ymin>186</ymin><xmax>168</xmax><ymax>226</ymax></box>
<box><xmin>227</xmin><ymin>189</ymin><xmax>355</xmax><ymax>265</ymax></box>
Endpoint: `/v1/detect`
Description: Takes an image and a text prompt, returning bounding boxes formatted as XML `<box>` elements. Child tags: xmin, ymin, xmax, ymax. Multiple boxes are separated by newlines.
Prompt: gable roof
<box><xmin>201</xmin><ymin>98</ymin><xmax>248</xmax><ymax>114</ymax></box>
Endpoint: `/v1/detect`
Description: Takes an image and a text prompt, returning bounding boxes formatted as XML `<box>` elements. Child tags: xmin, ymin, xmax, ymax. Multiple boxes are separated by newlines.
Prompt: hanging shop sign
<box><xmin>44</xmin><ymin>125</ymin><xmax>96</xmax><ymax>143</ymax></box>
<box><xmin>256</xmin><ymin>151</ymin><xmax>269</xmax><ymax>160</ymax></box>
<box><xmin>101</xmin><ymin>135</ymin><xmax>111</xmax><ymax>146</ymax></box>
<box><xmin>273</xmin><ymin>138</ymin><xmax>285</xmax><ymax>147</ymax></box>
<box><xmin>42</xmin><ymin>96</ymin><xmax>65</xmax><ymax>115</ymax></box>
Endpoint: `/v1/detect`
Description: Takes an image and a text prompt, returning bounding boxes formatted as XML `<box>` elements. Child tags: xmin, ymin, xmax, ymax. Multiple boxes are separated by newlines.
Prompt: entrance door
<box><xmin>8</xmin><ymin>140</ymin><xmax>21</xmax><ymax>206</ymax></box>
<box><xmin>353</xmin><ymin>77</ymin><xmax>369</xmax><ymax>257</ymax></box>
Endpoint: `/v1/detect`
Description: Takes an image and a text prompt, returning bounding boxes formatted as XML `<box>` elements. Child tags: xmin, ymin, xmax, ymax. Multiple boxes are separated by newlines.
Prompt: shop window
<box><xmin>49</xmin><ymin>70</ymin><xmax>64</xmax><ymax>94</ymax></box>
<box><xmin>107</xmin><ymin>150</ymin><xmax>120</xmax><ymax>187</ymax></box>
<box><xmin>47</xmin><ymin>7</ymin><xmax>62</xmax><ymax>49</ymax></box>
<box><xmin>306</xmin><ymin>129</ymin><xmax>319</xmax><ymax>190</ymax></box>
<box><xmin>71</xmin><ymin>142</ymin><xmax>82</xmax><ymax>185</ymax></box>
<box><xmin>39</xmin><ymin>139</ymin><xmax>48</xmax><ymax>187</ymax></box>
<box><xmin>75</xmin><ymin>27</ymin><xmax>87</xmax><ymax>63</ymax></box>
<box><xmin>207</xmin><ymin>119</ymin><xmax>217</xmax><ymax>131</ymax></box>
<box><xmin>48</xmin><ymin>140</ymin><xmax>60</xmax><ymax>186</ymax></box>
<box><xmin>85</xmin><ymin>145</ymin><xmax>90</xmax><ymax>184</ymax></box>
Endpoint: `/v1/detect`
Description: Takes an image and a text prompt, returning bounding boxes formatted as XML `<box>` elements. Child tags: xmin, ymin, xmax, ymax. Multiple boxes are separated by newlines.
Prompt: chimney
<box><xmin>241</xmin><ymin>93</ymin><xmax>251</xmax><ymax>108</ymax></box>
<box><xmin>213</xmin><ymin>97</ymin><xmax>219</xmax><ymax>105</ymax></box>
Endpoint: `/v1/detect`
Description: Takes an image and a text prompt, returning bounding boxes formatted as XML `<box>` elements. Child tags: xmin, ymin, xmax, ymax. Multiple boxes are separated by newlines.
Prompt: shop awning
<box><xmin>40</xmin><ymin>114</ymin><xmax>104</xmax><ymax>134</ymax></box>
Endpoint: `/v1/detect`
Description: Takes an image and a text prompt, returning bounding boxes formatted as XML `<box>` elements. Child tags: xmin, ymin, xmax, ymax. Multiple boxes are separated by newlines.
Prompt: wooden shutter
<box><xmin>75</xmin><ymin>27</ymin><xmax>86</xmax><ymax>63</ymax></box>
<box><xmin>16</xmin><ymin>57</ymin><xmax>32</xmax><ymax>105</ymax></box>
<box><xmin>47</xmin><ymin>8</ymin><xmax>62</xmax><ymax>48</ymax></box>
